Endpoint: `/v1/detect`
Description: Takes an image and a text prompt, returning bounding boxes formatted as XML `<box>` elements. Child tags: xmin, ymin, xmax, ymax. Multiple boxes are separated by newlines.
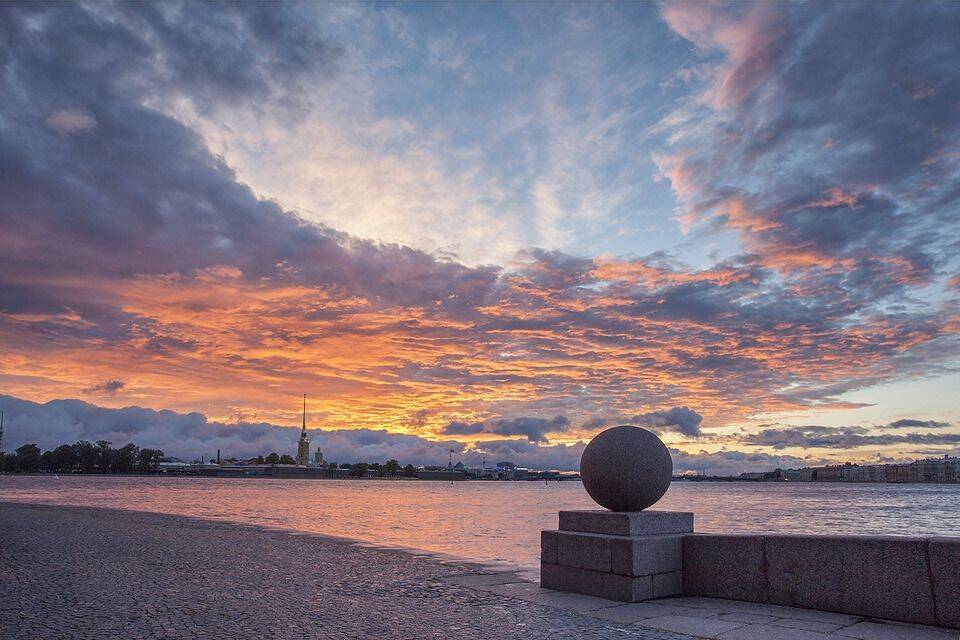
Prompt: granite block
<box><xmin>540</xmin><ymin>530</ymin><xmax>559</xmax><ymax>565</ymax></box>
<box><xmin>683</xmin><ymin>534</ymin><xmax>768</xmax><ymax>603</ymax></box>
<box><xmin>765</xmin><ymin>535</ymin><xmax>937</xmax><ymax>625</ymax></box>
<box><xmin>652</xmin><ymin>570</ymin><xmax>683</xmax><ymax>598</ymax></box>
<box><xmin>557</xmin><ymin>531</ymin><xmax>611</xmax><ymax>572</ymax></box>
<box><xmin>611</xmin><ymin>534</ymin><xmax>683</xmax><ymax>576</ymax></box>
<box><xmin>559</xmin><ymin>510</ymin><xmax>693</xmax><ymax>536</ymax></box>
<box><xmin>540</xmin><ymin>561</ymin><xmax>652</xmax><ymax>602</ymax></box>
<box><xmin>928</xmin><ymin>537</ymin><xmax>960</xmax><ymax>629</ymax></box>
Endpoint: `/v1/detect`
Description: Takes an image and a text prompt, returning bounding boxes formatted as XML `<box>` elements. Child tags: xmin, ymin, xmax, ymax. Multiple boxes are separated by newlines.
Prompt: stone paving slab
<box><xmin>588</xmin><ymin>602</ymin><xmax>704</xmax><ymax>623</ymax></box>
<box><xmin>716</xmin><ymin>612</ymin><xmax>779</xmax><ymax>624</ymax></box>
<box><xmin>833</xmin><ymin>620</ymin><xmax>960</xmax><ymax>640</ymax></box>
<box><xmin>477</xmin><ymin>577</ymin><xmax>959</xmax><ymax>640</ymax></box>
<box><xmin>639</xmin><ymin>614</ymin><xmax>748</xmax><ymax>637</ymax></box>
<box><xmin>655</xmin><ymin>597</ymin><xmax>864</xmax><ymax>625</ymax></box>
<box><xmin>768</xmin><ymin>618</ymin><xmax>847</xmax><ymax>633</ymax></box>
<box><xmin>717</xmin><ymin>623</ymin><xmax>838</xmax><ymax>640</ymax></box>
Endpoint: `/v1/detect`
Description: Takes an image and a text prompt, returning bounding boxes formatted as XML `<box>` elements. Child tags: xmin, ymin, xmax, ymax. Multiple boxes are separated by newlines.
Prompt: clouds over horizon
<box><xmin>2</xmin><ymin>394</ymin><xmax>955</xmax><ymax>474</ymax></box>
<box><xmin>0</xmin><ymin>2</ymin><xmax>957</xmax><ymax>460</ymax></box>
<box><xmin>0</xmin><ymin>394</ymin><xmax>827</xmax><ymax>475</ymax></box>
<box><xmin>744</xmin><ymin>423</ymin><xmax>960</xmax><ymax>451</ymax></box>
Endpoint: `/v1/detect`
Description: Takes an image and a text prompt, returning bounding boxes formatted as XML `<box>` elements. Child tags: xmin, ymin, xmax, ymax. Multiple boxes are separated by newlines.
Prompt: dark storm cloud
<box><xmin>440</xmin><ymin>415</ymin><xmax>571</xmax><ymax>443</ymax></box>
<box><xmin>441</xmin><ymin>421</ymin><xmax>486</xmax><ymax>436</ymax></box>
<box><xmin>2</xmin><ymin>2</ymin><xmax>340</xmax><ymax>111</ymax></box>
<box><xmin>489</xmin><ymin>416</ymin><xmax>570</xmax><ymax>442</ymax></box>
<box><xmin>884</xmin><ymin>419</ymin><xmax>951</xmax><ymax>430</ymax></box>
<box><xmin>633</xmin><ymin>406</ymin><xmax>703</xmax><ymax>437</ymax></box>
<box><xmin>659</xmin><ymin>1</ymin><xmax>960</xmax><ymax>305</ymax></box>
<box><xmin>743</xmin><ymin>425</ymin><xmax>960</xmax><ymax>450</ymax></box>
<box><xmin>0</xmin><ymin>1</ymin><xmax>499</xmax><ymax>321</ymax></box>
<box><xmin>84</xmin><ymin>380</ymin><xmax>126</xmax><ymax>396</ymax></box>
<box><xmin>582</xmin><ymin>407</ymin><xmax>704</xmax><ymax>438</ymax></box>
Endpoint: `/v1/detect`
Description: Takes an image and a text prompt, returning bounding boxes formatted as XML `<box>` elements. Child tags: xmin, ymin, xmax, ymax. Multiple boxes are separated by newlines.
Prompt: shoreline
<box><xmin>0</xmin><ymin>499</ymin><xmax>534</xmax><ymax>578</ymax></box>
<box><xmin>5</xmin><ymin>471</ymin><xmax>960</xmax><ymax>485</ymax></box>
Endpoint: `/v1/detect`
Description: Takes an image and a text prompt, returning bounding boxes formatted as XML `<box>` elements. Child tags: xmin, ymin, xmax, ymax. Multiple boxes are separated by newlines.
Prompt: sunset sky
<box><xmin>1</xmin><ymin>2</ymin><xmax>958</xmax><ymax>472</ymax></box>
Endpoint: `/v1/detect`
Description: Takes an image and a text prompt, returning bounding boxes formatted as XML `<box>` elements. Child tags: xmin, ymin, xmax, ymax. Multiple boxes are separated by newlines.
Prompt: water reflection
<box><xmin>2</xmin><ymin>476</ymin><xmax>958</xmax><ymax>572</ymax></box>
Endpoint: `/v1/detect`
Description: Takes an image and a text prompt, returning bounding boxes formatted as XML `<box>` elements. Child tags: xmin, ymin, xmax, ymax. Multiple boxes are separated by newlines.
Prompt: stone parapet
<box><xmin>558</xmin><ymin>510</ymin><xmax>693</xmax><ymax>536</ymax></box>
<box><xmin>541</xmin><ymin>511</ymin><xmax>692</xmax><ymax>603</ymax></box>
<box><xmin>683</xmin><ymin>533</ymin><xmax>960</xmax><ymax>628</ymax></box>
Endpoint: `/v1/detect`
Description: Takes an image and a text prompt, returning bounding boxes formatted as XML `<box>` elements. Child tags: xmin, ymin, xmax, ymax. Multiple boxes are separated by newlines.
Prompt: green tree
<box><xmin>278</xmin><ymin>454</ymin><xmax>295</xmax><ymax>464</ymax></box>
<box><xmin>51</xmin><ymin>444</ymin><xmax>78</xmax><ymax>471</ymax></box>
<box><xmin>402</xmin><ymin>463</ymin><xmax>416</xmax><ymax>478</ymax></box>
<box><xmin>95</xmin><ymin>440</ymin><xmax>113</xmax><ymax>473</ymax></box>
<box><xmin>137</xmin><ymin>448</ymin><xmax>164</xmax><ymax>472</ymax></box>
<box><xmin>40</xmin><ymin>444</ymin><xmax>77</xmax><ymax>472</ymax></box>
<box><xmin>15</xmin><ymin>444</ymin><xmax>41</xmax><ymax>472</ymax></box>
<box><xmin>265</xmin><ymin>452</ymin><xmax>280</xmax><ymax>464</ymax></box>
<box><xmin>349</xmin><ymin>462</ymin><xmax>370</xmax><ymax>477</ymax></box>
<box><xmin>40</xmin><ymin>450</ymin><xmax>56</xmax><ymax>471</ymax></box>
<box><xmin>384</xmin><ymin>459</ymin><xmax>400</xmax><ymax>475</ymax></box>
<box><xmin>74</xmin><ymin>441</ymin><xmax>99</xmax><ymax>473</ymax></box>
<box><xmin>115</xmin><ymin>443</ymin><xmax>139</xmax><ymax>473</ymax></box>
<box><xmin>256</xmin><ymin>455</ymin><xmax>265</xmax><ymax>464</ymax></box>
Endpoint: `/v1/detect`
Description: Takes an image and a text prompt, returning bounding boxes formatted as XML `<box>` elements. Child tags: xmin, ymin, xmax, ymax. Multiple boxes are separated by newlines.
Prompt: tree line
<box><xmin>330</xmin><ymin>460</ymin><xmax>417</xmax><ymax>477</ymax></box>
<box><xmin>1</xmin><ymin>440</ymin><xmax>164</xmax><ymax>474</ymax></box>
<box><xmin>1</xmin><ymin>441</ymin><xmax>420</xmax><ymax>477</ymax></box>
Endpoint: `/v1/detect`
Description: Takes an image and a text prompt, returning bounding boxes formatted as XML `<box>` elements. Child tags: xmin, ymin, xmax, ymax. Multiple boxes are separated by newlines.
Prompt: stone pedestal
<box><xmin>541</xmin><ymin>510</ymin><xmax>693</xmax><ymax>602</ymax></box>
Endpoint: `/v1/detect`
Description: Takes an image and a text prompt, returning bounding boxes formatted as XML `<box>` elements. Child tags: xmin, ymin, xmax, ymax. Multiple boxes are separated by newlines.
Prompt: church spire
<box><xmin>296</xmin><ymin>393</ymin><xmax>310</xmax><ymax>466</ymax></box>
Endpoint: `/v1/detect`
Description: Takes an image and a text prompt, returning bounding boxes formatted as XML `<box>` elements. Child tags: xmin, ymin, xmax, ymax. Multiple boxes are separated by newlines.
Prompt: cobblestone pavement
<box><xmin>0</xmin><ymin>503</ymin><xmax>695</xmax><ymax>640</ymax></box>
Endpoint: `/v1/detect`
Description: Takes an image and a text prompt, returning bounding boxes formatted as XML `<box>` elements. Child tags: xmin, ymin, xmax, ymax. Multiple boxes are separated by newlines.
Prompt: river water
<box><xmin>2</xmin><ymin>476</ymin><xmax>958</xmax><ymax>574</ymax></box>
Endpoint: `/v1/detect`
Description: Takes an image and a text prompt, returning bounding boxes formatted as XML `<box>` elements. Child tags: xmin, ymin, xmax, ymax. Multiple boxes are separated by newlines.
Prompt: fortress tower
<box><xmin>296</xmin><ymin>394</ymin><xmax>310</xmax><ymax>466</ymax></box>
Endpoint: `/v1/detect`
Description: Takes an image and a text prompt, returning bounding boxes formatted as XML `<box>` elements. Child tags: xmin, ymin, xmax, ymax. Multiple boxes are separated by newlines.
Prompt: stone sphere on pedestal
<box><xmin>580</xmin><ymin>425</ymin><xmax>672</xmax><ymax>512</ymax></box>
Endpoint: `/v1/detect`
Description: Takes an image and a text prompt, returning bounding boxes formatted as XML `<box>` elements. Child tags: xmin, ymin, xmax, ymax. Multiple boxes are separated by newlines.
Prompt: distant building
<box><xmin>313</xmin><ymin>448</ymin><xmax>325</xmax><ymax>467</ymax></box>
<box><xmin>295</xmin><ymin>394</ymin><xmax>310</xmax><ymax>466</ymax></box>
<box><xmin>782</xmin><ymin>455</ymin><xmax>960</xmax><ymax>484</ymax></box>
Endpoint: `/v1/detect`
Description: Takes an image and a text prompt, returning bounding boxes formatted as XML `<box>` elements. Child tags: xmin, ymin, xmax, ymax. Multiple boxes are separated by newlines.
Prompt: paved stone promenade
<box><xmin>0</xmin><ymin>503</ymin><xmax>692</xmax><ymax>640</ymax></box>
<box><xmin>2</xmin><ymin>504</ymin><xmax>956</xmax><ymax>640</ymax></box>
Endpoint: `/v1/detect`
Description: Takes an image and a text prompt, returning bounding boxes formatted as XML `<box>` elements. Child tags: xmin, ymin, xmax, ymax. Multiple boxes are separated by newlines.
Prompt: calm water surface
<box><xmin>3</xmin><ymin>476</ymin><xmax>958</xmax><ymax>573</ymax></box>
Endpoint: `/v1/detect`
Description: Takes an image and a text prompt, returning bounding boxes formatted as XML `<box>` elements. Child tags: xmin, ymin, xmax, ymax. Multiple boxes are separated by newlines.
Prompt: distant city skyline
<box><xmin>0</xmin><ymin>2</ymin><xmax>958</xmax><ymax>474</ymax></box>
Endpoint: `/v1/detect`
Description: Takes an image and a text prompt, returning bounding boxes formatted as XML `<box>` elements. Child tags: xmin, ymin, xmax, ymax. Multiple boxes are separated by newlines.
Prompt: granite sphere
<box><xmin>580</xmin><ymin>425</ymin><xmax>672</xmax><ymax>512</ymax></box>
